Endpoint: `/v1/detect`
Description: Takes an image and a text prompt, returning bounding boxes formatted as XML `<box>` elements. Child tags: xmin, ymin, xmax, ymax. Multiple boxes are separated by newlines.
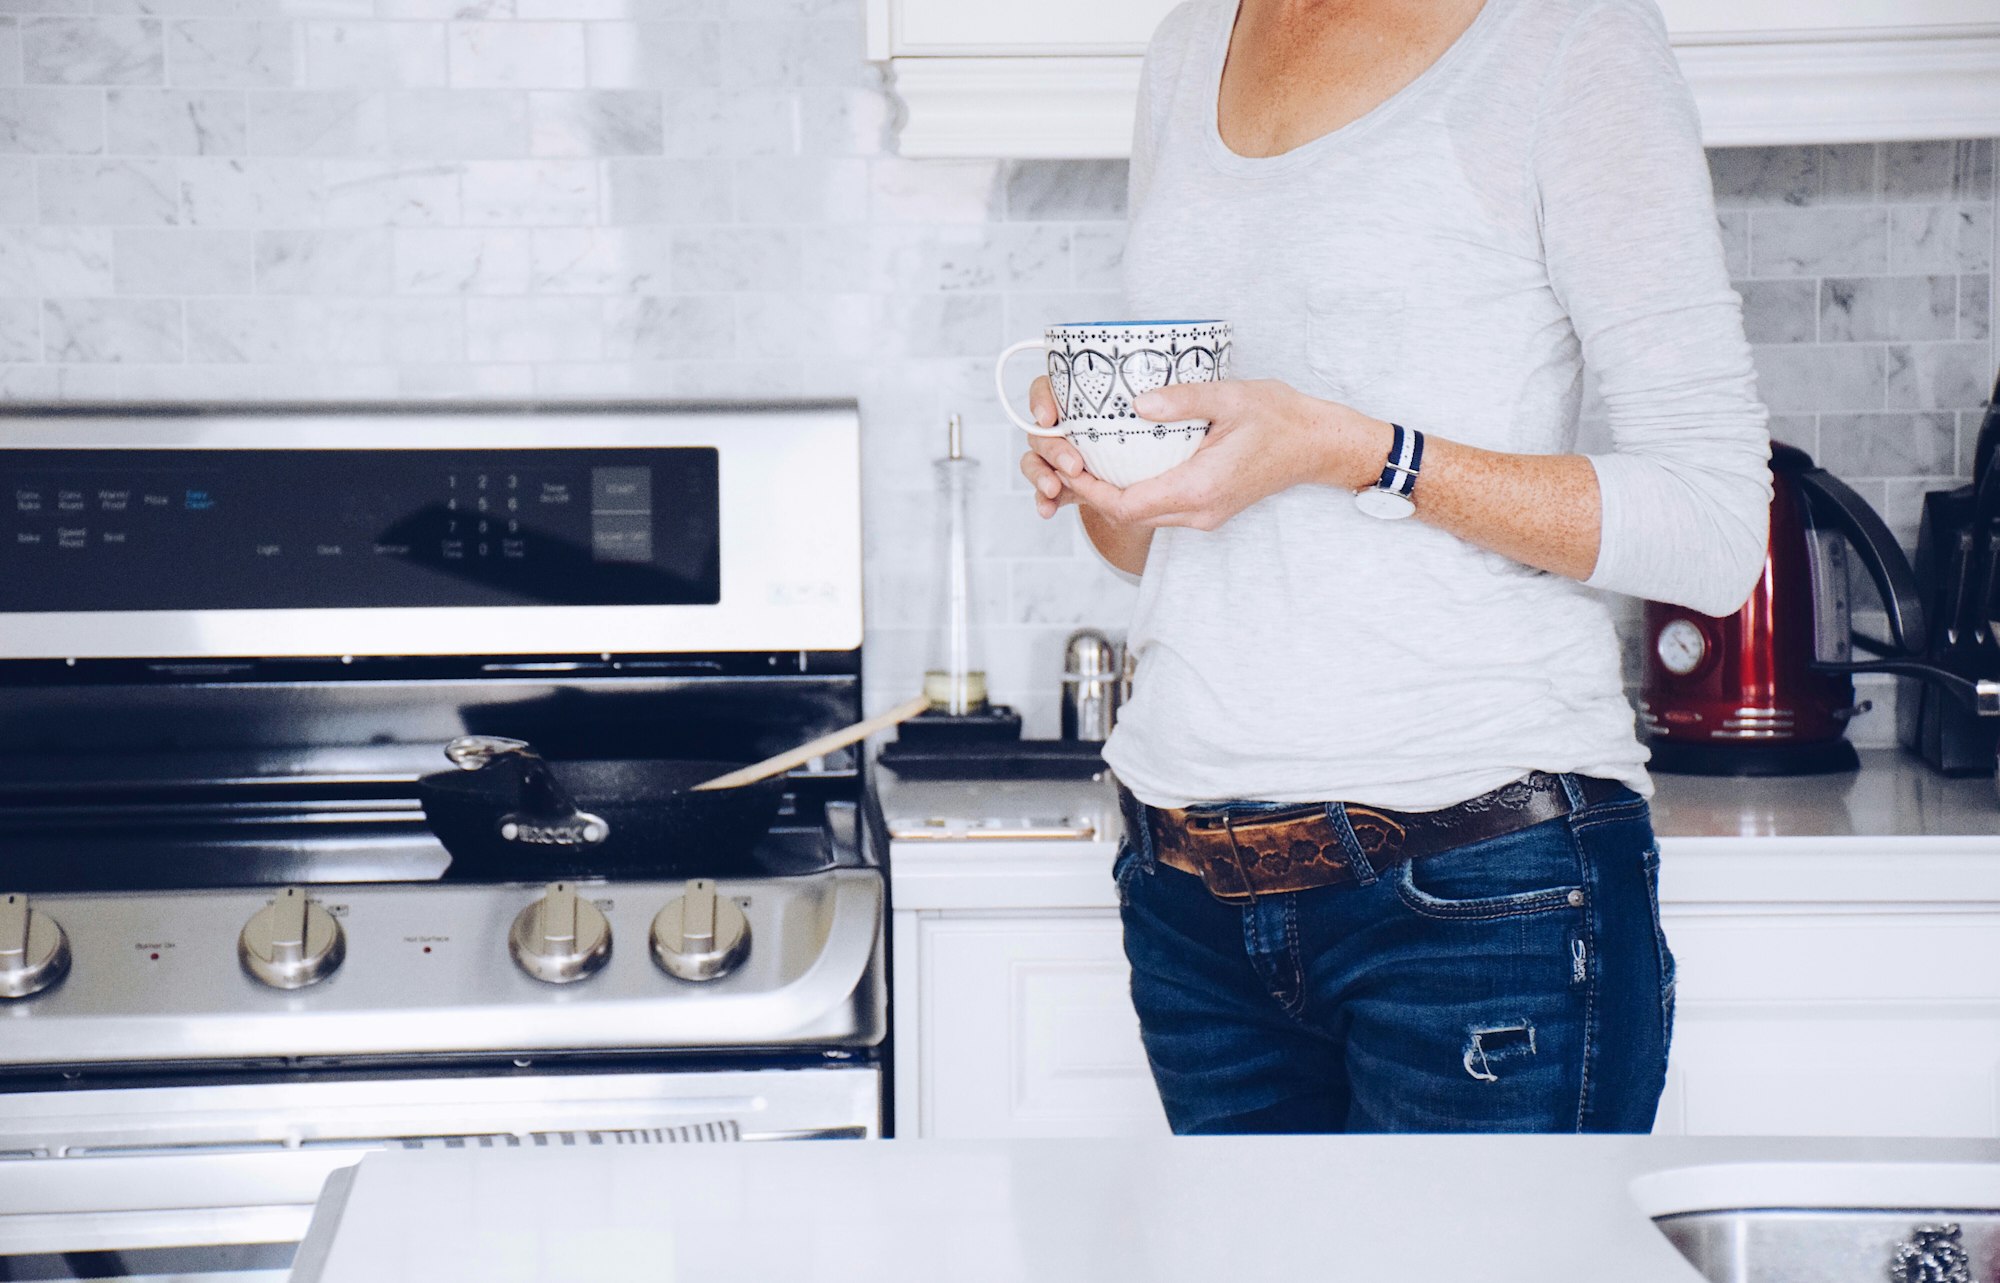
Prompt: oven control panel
<box><xmin>0</xmin><ymin>404</ymin><xmax>863</xmax><ymax>658</ymax></box>
<box><xmin>0</xmin><ymin>449</ymin><xmax>719</xmax><ymax>614</ymax></box>
<box><xmin>0</xmin><ymin>872</ymin><xmax>884</xmax><ymax>1066</ymax></box>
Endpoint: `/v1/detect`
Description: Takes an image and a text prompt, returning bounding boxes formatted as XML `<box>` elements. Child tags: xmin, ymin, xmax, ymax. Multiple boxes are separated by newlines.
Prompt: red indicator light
<box><xmin>149</xmin><ymin>952</ymin><xmax>159</xmax><ymax>961</ymax></box>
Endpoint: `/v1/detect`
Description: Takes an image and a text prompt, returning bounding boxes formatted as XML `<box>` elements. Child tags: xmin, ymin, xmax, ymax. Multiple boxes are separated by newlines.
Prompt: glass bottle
<box><xmin>922</xmin><ymin>415</ymin><xmax>989</xmax><ymax>715</ymax></box>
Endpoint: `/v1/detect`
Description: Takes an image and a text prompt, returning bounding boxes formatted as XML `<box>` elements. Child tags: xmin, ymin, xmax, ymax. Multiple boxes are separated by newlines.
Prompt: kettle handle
<box><xmin>1794</xmin><ymin>464</ymin><xmax>1928</xmax><ymax>655</ymax></box>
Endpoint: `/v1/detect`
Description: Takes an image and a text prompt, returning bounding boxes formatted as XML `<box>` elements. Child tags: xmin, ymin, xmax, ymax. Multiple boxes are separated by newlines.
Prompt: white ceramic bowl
<box><xmin>1066</xmin><ymin>419</ymin><xmax>1209</xmax><ymax>488</ymax></box>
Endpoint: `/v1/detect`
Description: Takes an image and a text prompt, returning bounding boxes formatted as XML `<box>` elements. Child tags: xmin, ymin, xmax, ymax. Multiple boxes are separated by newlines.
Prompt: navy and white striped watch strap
<box><xmin>1355</xmin><ymin>422</ymin><xmax>1423</xmax><ymax>520</ymax></box>
<box><xmin>1374</xmin><ymin>422</ymin><xmax>1423</xmax><ymax>499</ymax></box>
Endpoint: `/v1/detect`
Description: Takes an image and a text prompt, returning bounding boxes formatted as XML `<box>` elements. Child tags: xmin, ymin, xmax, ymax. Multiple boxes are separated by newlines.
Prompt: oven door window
<box><xmin>0</xmin><ymin>1241</ymin><xmax>294</xmax><ymax>1282</ymax></box>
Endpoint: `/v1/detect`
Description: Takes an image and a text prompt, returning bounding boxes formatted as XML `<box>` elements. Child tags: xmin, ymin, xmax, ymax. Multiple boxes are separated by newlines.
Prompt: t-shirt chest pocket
<box><xmin>1303</xmin><ymin>288</ymin><xmax>1407</xmax><ymax>405</ymax></box>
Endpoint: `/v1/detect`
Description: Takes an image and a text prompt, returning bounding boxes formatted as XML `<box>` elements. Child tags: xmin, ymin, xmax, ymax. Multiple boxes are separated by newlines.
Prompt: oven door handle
<box><xmin>774</xmin><ymin>875</ymin><xmax>884</xmax><ymax>1041</ymax></box>
<box><xmin>740</xmin><ymin>1125</ymin><xmax>870</xmax><ymax>1141</ymax></box>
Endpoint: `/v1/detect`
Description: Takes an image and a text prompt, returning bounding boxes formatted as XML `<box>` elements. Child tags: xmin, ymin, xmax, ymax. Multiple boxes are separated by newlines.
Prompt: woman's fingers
<box><xmin>1064</xmin><ymin>468</ymin><xmax>1126</xmax><ymax>513</ymax></box>
<box><xmin>1020</xmin><ymin>449</ymin><xmax>1064</xmax><ymax>499</ymax></box>
<box><xmin>1104</xmin><ymin>453</ymin><xmax>1232</xmax><ymax>529</ymax></box>
<box><xmin>1024</xmin><ymin>377</ymin><xmax>1087</xmax><ymax>475</ymax></box>
<box><xmin>1132</xmin><ymin>379</ymin><xmax>1242</xmax><ymax>425</ymax></box>
<box><xmin>1021</xmin><ymin>451</ymin><xmax>1075</xmax><ymax>520</ymax></box>
<box><xmin>1028</xmin><ymin>375</ymin><xmax>1060</xmax><ymax>428</ymax></box>
<box><xmin>1028</xmin><ymin>431</ymin><xmax>1084</xmax><ymax>478</ymax></box>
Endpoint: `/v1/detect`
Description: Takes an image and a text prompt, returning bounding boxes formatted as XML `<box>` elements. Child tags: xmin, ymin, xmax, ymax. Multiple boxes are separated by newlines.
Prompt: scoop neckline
<box><xmin>1202</xmin><ymin>0</ymin><xmax>1503</xmax><ymax>177</ymax></box>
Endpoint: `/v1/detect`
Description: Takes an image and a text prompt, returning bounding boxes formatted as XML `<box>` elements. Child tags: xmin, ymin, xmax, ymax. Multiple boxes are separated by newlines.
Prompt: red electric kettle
<box><xmin>1640</xmin><ymin>443</ymin><xmax>1995</xmax><ymax>776</ymax></box>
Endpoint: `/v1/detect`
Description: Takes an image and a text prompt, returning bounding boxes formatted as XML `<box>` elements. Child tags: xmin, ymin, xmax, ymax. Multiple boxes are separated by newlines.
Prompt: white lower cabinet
<box><xmin>892</xmin><ymin>903</ymin><xmax>2000</xmax><ymax>1139</ymax></box>
<box><xmin>1653</xmin><ymin>907</ymin><xmax>2000</xmax><ymax>1138</ymax></box>
<box><xmin>894</xmin><ymin>913</ymin><xmax>1168</xmax><ymax>1138</ymax></box>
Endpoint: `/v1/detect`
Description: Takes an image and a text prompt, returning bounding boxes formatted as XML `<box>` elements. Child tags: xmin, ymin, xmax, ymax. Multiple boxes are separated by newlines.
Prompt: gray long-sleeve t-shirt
<box><xmin>1101</xmin><ymin>0</ymin><xmax>1773</xmax><ymax>811</ymax></box>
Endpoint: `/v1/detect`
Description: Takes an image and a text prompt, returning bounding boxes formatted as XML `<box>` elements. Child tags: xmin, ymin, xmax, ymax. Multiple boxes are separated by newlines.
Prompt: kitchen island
<box><xmin>883</xmin><ymin>750</ymin><xmax>2000</xmax><ymax>1138</ymax></box>
<box><xmin>289</xmin><ymin>1133</ymin><xmax>2000</xmax><ymax>1283</ymax></box>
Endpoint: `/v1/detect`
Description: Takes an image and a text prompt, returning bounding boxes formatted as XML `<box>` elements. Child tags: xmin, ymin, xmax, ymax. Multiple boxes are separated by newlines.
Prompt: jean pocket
<box><xmin>1393</xmin><ymin>816</ymin><xmax>1586</xmax><ymax>921</ymax></box>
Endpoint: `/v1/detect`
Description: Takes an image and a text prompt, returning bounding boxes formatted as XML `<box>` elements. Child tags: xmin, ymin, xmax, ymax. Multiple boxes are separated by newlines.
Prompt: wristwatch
<box><xmin>1354</xmin><ymin>422</ymin><xmax>1423</xmax><ymax>520</ymax></box>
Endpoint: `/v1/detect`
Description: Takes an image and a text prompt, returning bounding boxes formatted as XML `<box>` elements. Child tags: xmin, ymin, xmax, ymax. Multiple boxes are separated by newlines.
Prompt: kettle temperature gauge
<box><xmin>1655</xmin><ymin>619</ymin><xmax>1708</xmax><ymax>676</ymax></box>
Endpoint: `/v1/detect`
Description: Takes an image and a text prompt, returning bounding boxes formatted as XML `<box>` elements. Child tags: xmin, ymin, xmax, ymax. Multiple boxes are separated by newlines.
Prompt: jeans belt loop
<box><xmin>1324</xmin><ymin>801</ymin><xmax>1379</xmax><ymax>887</ymax></box>
<box><xmin>1219</xmin><ymin>809</ymin><xmax>1258</xmax><ymax>905</ymax></box>
<box><xmin>1557</xmin><ymin>772</ymin><xmax>1588</xmax><ymax>811</ymax></box>
<box><xmin>1122</xmin><ymin>785</ymin><xmax>1157</xmax><ymax>872</ymax></box>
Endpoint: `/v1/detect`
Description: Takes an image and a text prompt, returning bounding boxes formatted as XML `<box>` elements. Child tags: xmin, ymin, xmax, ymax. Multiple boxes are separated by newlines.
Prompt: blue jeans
<box><xmin>1115</xmin><ymin>777</ymin><xmax>1675</xmax><ymax>1133</ymax></box>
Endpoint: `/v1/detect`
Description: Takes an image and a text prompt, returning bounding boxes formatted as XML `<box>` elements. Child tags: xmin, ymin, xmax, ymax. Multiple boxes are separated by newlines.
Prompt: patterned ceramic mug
<box><xmin>995</xmin><ymin>319</ymin><xmax>1232</xmax><ymax>488</ymax></box>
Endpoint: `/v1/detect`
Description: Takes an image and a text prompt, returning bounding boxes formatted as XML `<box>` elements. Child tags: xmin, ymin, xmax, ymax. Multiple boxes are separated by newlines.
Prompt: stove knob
<box><xmin>510</xmin><ymin>882</ymin><xmax>611</xmax><ymax>985</ymax></box>
<box><xmin>0</xmin><ymin>893</ymin><xmax>70</xmax><ymax>1001</ymax></box>
<box><xmin>650</xmin><ymin>879</ymin><xmax>749</xmax><ymax>983</ymax></box>
<box><xmin>238</xmin><ymin>887</ymin><xmax>345</xmax><ymax>990</ymax></box>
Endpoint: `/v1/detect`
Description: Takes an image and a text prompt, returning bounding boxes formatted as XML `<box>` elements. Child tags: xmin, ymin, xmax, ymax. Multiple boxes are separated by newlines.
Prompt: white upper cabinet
<box><xmin>867</xmin><ymin>0</ymin><xmax>2000</xmax><ymax>156</ymax></box>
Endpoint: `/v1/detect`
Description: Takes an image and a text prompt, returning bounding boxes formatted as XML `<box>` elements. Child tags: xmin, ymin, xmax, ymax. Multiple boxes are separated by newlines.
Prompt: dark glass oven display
<box><xmin>0</xmin><ymin>449</ymin><xmax>721</xmax><ymax>612</ymax></box>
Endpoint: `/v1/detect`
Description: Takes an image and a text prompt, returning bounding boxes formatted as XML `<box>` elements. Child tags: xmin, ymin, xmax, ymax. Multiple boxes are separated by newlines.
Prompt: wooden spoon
<box><xmin>690</xmin><ymin>694</ymin><xmax>933</xmax><ymax>791</ymax></box>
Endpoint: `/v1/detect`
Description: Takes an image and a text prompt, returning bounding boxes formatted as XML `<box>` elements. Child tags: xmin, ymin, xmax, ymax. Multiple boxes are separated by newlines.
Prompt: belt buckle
<box><xmin>1177</xmin><ymin>808</ymin><xmax>1265</xmax><ymax>900</ymax></box>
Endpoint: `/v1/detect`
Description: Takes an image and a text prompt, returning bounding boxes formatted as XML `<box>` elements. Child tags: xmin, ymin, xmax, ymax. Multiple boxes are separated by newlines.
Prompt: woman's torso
<box><xmin>1103</xmin><ymin>0</ymin><xmax>1651</xmax><ymax>811</ymax></box>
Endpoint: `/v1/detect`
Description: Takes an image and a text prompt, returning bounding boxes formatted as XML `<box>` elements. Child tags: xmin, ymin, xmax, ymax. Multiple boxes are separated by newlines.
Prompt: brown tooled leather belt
<box><xmin>1125</xmin><ymin>771</ymin><xmax>1628</xmax><ymax>902</ymax></box>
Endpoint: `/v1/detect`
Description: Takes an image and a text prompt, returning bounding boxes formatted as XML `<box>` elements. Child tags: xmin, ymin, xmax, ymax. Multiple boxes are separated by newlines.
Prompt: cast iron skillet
<box><xmin>419</xmin><ymin>736</ymin><xmax>786</xmax><ymax>881</ymax></box>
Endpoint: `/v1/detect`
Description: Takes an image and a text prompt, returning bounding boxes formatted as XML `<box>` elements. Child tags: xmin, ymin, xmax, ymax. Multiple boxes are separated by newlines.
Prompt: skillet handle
<box><xmin>443</xmin><ymin>735</ymin><xmax>601</xmax><ymax>839</ymax></box>
<box><xmin>445</xmin><ymin>735</ymin><xmax>534</xmax><ymax>771</ymax></box>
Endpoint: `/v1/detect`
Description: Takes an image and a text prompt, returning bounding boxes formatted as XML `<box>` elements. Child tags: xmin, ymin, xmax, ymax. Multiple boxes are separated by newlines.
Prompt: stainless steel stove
<box><xmin>0</xmin><ymin>402</ymin><xmax>878</xmax><ymax>1279</ymax></box>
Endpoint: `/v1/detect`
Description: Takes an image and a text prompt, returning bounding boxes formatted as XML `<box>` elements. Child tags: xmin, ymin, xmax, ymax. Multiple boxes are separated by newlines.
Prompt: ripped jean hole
<box><xmin>1463</xmin><ymin>1022</ymin><xmax>1537</xmax><ymax>1082</ymax></box>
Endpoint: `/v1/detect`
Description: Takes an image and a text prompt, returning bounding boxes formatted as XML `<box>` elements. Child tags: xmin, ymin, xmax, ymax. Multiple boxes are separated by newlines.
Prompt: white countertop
<box><xmin>881</xmin><ymin>750</ymin><xmax>2000</xmax><ymax>911</ymax></box>
<box><xmin>1649</xmin><ymin>749</ymin><xmax>2000</xmax><ymax>845</ymax></box>
<box><xmin>290</xmin><ymin>1135</ymin><xmax>2000</xmax><ymax>1283</ymax></box>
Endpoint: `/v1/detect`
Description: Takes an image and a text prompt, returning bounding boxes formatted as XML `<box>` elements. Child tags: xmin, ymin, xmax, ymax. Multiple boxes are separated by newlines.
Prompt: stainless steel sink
<box><xmin>1632</xmin><ymin>1163</ymin><xmax>2000</xmax><ymax>1283</ymax></box>
<box><xmin>1655</xmin><ymin>1209</ymin><xmax>1995</xmax><ymax>1282</ymax></box>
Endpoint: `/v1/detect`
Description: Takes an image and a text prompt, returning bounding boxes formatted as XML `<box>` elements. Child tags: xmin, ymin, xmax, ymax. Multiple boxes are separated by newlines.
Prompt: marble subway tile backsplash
<box><xmin>0</xmin><ymin>20</ymin><xmax>21</xmax><ymax>91</ymax></box>
<box><xmin>1718</xmin><ymin>141</ymin><xmax>1995</xmax><ymax>537</ymax></box>
<box><xmin>0</xmin><ymin>86</ymin><xmax>103</xmax><ymax>152</ymax></box>
<box><xmin>42</xmin><ymin>295</ymin><xmax>182</xmax><ymax>362</ymax></box>
<box><xmin>107</xmin><ymin>87</ymin><xmax>246</xmax><ymax>156</ymax></box>
<box><xmin>0</xmin><ymin>2</ymin><xmax>1993</xmax><ymax>741</ymax></box>
<box><xmin>21</xmin><ymin>17</ymin><xmax>163</xmax><ymax>87</ymax></box>
<box><xmin>166</xmin><ymin>21</ymin><xmax>296</xmax><ymax>91</ymax></box>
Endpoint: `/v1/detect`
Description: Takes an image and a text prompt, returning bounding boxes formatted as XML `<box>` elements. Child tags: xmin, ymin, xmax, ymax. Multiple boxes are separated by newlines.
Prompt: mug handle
<box><xmin>994</xmin><ymin>339</ymin><xmax>1067</xmax><ymax>437</ymax></box>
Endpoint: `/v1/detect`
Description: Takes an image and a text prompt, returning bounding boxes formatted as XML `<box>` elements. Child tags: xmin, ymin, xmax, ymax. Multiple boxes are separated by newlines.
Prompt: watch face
<box><xmin>1656</xmin><ymin>618</ymin><xmax>1707</xmax><ymax>675</ymax></box>
<box><xmin>1354</xmin><ymin>487</ymin><xmax>1416</xmax><ymax>520</ymax></box>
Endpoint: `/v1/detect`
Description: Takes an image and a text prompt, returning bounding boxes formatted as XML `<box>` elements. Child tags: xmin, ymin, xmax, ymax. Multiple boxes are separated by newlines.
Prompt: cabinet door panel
<box><xmin>1665</xmin><ymin>1013</ymin><xmax>2000</xmax><ymax>1136</ymax></box>
<box><xmin>1657</xmin><ymin>911</ymin><xmax>2000</xmax><ymax>1135</ymax></box>
<box><xmin>1666</xmin><ymin>912</ymin><xmax>2000</xmax><ymax>1004</ymax></box>
<box><xmin>919</xmin><ymin>917</ymin><xmax>1169</xmax><ymax>1138</ymax></box>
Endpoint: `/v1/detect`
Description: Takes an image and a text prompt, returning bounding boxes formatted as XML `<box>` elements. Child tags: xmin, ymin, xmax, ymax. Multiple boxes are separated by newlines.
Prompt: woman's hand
<box><xmin>1017</xmin><ymin>375</ymin><xmax>1156</xmax><ymax>577</ymax></box>
<box><xmin>1093</xmin><ymin>380</ymin><xmax>1392</xmax><ymax>531</ymax></box>
<box><xmin>1019</xmin><ymin>376</ymin><xmax>1098</xmax><ymax>518</ymax></box>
